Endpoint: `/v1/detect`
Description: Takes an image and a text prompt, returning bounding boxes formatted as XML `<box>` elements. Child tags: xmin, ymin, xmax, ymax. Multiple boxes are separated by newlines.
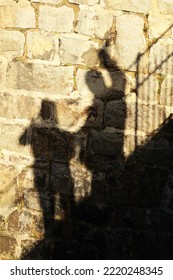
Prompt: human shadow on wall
<box><xmin>20</xmin><ymin>43</ymin><xmax>127</xmax><ymax>259</ymax></box>
<box><xmin>20</xmin><ymin>32</ymin><xmax>173</xmax><ymax>259</ymax></box>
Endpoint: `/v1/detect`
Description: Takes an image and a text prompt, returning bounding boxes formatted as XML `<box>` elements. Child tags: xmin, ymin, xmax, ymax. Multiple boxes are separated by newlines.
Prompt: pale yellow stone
<box><xmin>158</xmin><ymin>0</ymin><xmax>173</xmax><ymax>15</ymax></box>
<box><xmin>0</xmin><ymin>5</ymin><xmax>35</xmax><ymax>28</ymax></box>
<box><xmin>6</xmin><ymin>61</ymin><xmax>74</xmax><ymax>95</ymax></box>
<box><xmin>75</xmin><ymin>5</ymin><xmax>113</xmax><ymax>39</ymax></box>
<box><xmin>27</xmin><ymin>31</ymin><xmax>57</xmax><ymax>62</ymax></box>
<box><xmin>31</xmin><ymin>0</ymin><xmax>63</xmax><ymax>3</ymax></box>
<box><xmin>0</xmin><ymin>30</ymin><xmax>25</xmax><ymax>58</ymax></box>
<box><xmin>100</xmin><ymin>0</ymin><xmax>152</xmax><ymax>13</ymax></box>
<box><xmin>148</xmin><ymin>16</ymin><xmax>173</xmax><ymax>38</ymax></box>
<box><xmin>68</xmin><ymin>0</ymin><xmax>99</xmax><ymax>5</ymax></box>
<box><xmin>59</xmin><ymin>33</ymin><xmax>99</xmax><ymax>66</ymax></box>
<box><xmin>114</xmin><ymin>15</ymin><xmax>147</xmax><ymax>71</ymax></box>
<box><xmin>39</xmin><ymin>6</ymin><xmax>74</xmax><ymax>33</ymax></box>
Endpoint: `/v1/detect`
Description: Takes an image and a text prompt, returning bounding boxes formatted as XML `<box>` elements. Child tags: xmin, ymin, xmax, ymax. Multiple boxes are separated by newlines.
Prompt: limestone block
<box><xmin>0</xmin><ymin>164</ymin><xmax>19</xmax><ymax>214</ymax></box>
<box><xmin>0</xmin><ymin>123</ymin><xmax>31</xmax><ymax>154</ymax></box>
<box><xmin>0</xmin><ymin>30</ymin><xmax>25</xmax><ymax>58</ymax></box>
<box><xmin>148</xmin><ymin>16</ymin><xmax>173</xmax><ymax>39</ymax></box>
<box><xmin>39</xmin><ymin>6</ymin><xmax>74</xmax><ymax>33</ymax></box>
<box><xmin>68</xmin><ymin>0</ymin><xmax>99</xmax><ymax>4</ymax></box>
<box><xmin>115</xmin><ymin>15</ymin><xmax>147</xmax><ymax>71</ymax></box>
<box><xmin>137</xmin><ymin>73</ymin><xmax>159</xmax><ymax>103</ymax></box>
<box><xmin>75</xmin><ymin>5</ymin><xmax>113</xmax><ymax>39</ymax></box>
<box><xmin>55</xmin><ymin>99</ymin><xmax>86</xmax><ymax>131</ymax></box>
<box><xmin>0</xmin><ymin>236</ymin><xmax>17</xmax><ymax>259</ymax></box>
<box><xmin>27</xmin><ymin>31</ymin><xmax>60</xmax><ymax>63</ymax></box>
<box><xmin>31</xmin><ymin>0</ymin><xmax>63</xmax><ymax>3</ymax></box>
<box><xmin>76</xmin><ymin>68</ymin><xmax>131</xmax><ymax>99</ymax></box>
<box><xmin>158</xmin><ymin>0</ymin><xmax>173</xmax><ymax>15</ymax></box>
<box><xmin>0</xmin><ymin>93</ymin><xmax>40</xmax><ymax>120</ymax></box>
<box><xmin>100</xmin><ymin>0</ymin><xmax>152</xmax><ymax>13</ymax></box>
<box><xmin>149</xmin><ymin>38</ymin><xmax>173</xmax><ymax>75</ymax></box>
<box><xmin>160</xmin><ymin>76</ymin><xmax>173</xmax><ymax>106</ymax></box>
<box><xmin>59</xmin><ymin>34</ymin><xmax>99</xmax><ymax>66</ymax></box>
<box><xmin>0</xmin><ymin>5</ymin><xmax>35</xmax><ymax>28</ymax></box>
<box><xmin>6</xmin><ymin>61</ymin><xmax>74</xmax><ymax>95</ymax></box>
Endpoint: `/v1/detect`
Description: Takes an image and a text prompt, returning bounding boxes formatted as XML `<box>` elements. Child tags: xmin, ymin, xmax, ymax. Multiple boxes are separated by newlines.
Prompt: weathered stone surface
<box><xmin>0</xmin><ymin>236</ymin><xmax>17</xmax><ymax>259</ymax></box>
<box><xmin>100</xmin><ymin>0</ymin><xmax>152</xmax><ymax>13</ymax></box>
<box><xmin>137</xmin><ymin>73</ymin><xmax>159</xmax><ymax>103</ymax></box>
<box><xmin>27</xmin><ymin>31</ymin><xmax>59</xmax><ymax>63</ymax></box>
<box><xmin>148</xmin><ymin>16</ymin><xmax>173</xmax><ymax>38</ymax></box>
<box><xmin>0</xmin><ymin>123</ymin><xmax>31</xmax><ymax>154</ymax></box>
<box><xmin>149</xmin><ymin>38</ymin><xmax>173</xmax><ymax>75</ymax></box>
<box><xmin>76</xmin><ymin>68</ymin><xmax>131</xmax><ymax>99</ymax></box>
<box><xmin>56</xmin><ymin>99</ymin><xmax>87</xmax><ymax>131</ymax></box>
<box><xmin>0</xmin><ymin>30</ymin><xmax>25</xmax><ymax>58</ymax></box>
<box><xmin>0</xmin><ymin>164</ymin><xmax>19</xmax><ymax>214</ymax></box>
<box><xmin>0</xmin><ymin>93</ymin><xmax>40</xmax><ymax>120</ymax></box>
<box><xmin>68</xmin><ymin>0</ymin><xmax>99</xmax><ymax>4</ymax></box>
<box><xmin>115</xmin><ymin>15</ymin><xmax>146</xmax><ymax>71</ymax></box>
<box><xmin>6</xmin><ymin>62</ymin><xmax>74</xmax><ymax>95</ymax></box>
<box><xmin>0</xmin><ymin>5</ymin><xmax>35</xmax><ymax>28</ymax></box>
<box><xmin>32</xmin><ymin>0</ymin><xmax>63</xmax><ymax>3</ymax></box>
<box><xmin>39</xmin><ymin>6</ymin><xmax>74</xmax><ymax>33</ymax></box>
<box><xmin>59</xmin><ymin>34</ymin><xmax>99</xmax><ymax>66</ymax></box>
<box><xmin>160</xmin><ymin>75</ymin><xmax>173</xmax><ymax>106</ymax></box>
<box><xmin>75</xmin><ymin>5</ymin><xmax>113</xmax><ymax>39</ymax></box>
<box><xmin>8</xmin><ymin>209</ymin><xmax>43</xmax><ymax>236</ymax></box>
<box><xmin>158</xmin><ymin>0</ymin><xmax>173</xmax><ymax>15</ymax></box>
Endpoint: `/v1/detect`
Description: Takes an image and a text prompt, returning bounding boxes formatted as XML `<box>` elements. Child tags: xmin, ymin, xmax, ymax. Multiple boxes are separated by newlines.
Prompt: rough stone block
<box><xmin>115</xmin><ymin>15</ymin><xmax>146</xmax><ymax>71</ymax></box>
<box><xmin>160</xmin><ymin>75</ymin><xmax>173</xmax><ymax>106</ymax></box>
<box><xmin>0</xmin><ymin>30</ymin><xmax>25</xmax><ymax>58</ymax></box>
<box><xmin>148</xmin><ymin>16</ymin><xmax>173</xmax><ymax>39</ymax></box>
<box><xmin>158</xmin><ymin>0</ymin><xmax>173</xmax><ymax>15</ymax></box>
<box><xmin>0</xmin><ymin>123</ymin><xmax>31</xmax><ymax>155</ymax></box>
<box><xmin>75</xmin><ymin>5</ymin><xmax>113</xmax><ymax>39</ymax></box>
<box><xmin>100</xmin><ymin>0</ymin><xmax>152</xmax><ymax>13</ymax></box>
<box><xmin>0</xmin><ymin>164</ymin><xmax>19</xmax><ymax>214</ymax></box>
<box><xmin>27</xmin><ymin>31</ymin><xmax>59</xmax><ymax>63</ymax></box>
<box><xmin>0</xmin><ymin>93</ymin><xmax>40</xmax><ymax>120</ymax></box>
<box><xmin>59</xmin><ymin>34</ymin><xmax>99</xmax><ymax>67</ymax></box>
<box><xmin>0</xmin><ymin>5</ymin><xmax>35</xmax><ymax>28</ymax></box>
<box><xmin>32</xmin><ymin>0</ymin><xmax>63</xmax><ymax>3</ymax></box>
<box><xmin>76</xmin><ymin>68</ymin><xmax>131</xmax><ymax>99</ymax></box>
<box><xmin>68</xmin><ymin>0</ymin><xmax>99</xmax><ymax>4</ymax></box>
<box><xmin>6</xmin><ymin>61</ymin><xmax>74</xmax><ymax>95</ymax></box>
<box><xmin>0</xmin><ymin>236</ymin><xmax>17</xmax><ymax>259</ymax></box>
<box><xmin>149</xmin><ymin>38</ymin><xmax>173</xmax><ymax>75</ymax></box>
<box><xmin>39</xmin><ymin>6</ymin><xmax>74</xmax><ymax>32</ymax></box>
<box><xmin>55</xmin><ymin>99</ymin><xmax>88</xmax><ymax>131</ymax></box>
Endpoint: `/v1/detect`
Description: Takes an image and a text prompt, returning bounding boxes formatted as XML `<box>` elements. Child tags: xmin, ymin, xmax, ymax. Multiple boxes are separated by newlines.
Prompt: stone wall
<box><xmin>0</xmin><ymin>0</ymin><xmax>173</xmax><ymax>259</ymax></box>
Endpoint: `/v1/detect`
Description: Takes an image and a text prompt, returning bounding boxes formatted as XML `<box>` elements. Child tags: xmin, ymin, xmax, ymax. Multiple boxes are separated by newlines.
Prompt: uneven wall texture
<box><xmin>0</xmin><ymin>0</ymin><xmax>173</xmax><ymax>259</ymax></box>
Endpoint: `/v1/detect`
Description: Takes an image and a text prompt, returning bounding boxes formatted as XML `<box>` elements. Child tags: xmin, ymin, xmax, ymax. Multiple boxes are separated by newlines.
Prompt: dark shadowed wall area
<box><xmin>0</xmin><ymin>0</ymin><xmax>173</xmax><ymax>259</ymax></box>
